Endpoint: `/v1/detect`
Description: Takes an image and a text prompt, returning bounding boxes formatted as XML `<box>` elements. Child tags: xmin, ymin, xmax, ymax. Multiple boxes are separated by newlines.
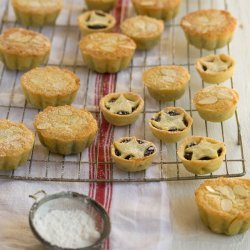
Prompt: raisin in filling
<box><xmin>120</xmin><ymin>138</ymin><xmax>131</xmax><ymax>143</ymax></box>
<box><xmin>115</xmin><ymin>149</ymin><xmax>121</xmax><ymax>156</ymax></box>
<box><xmin>87</xmin><ymin>11</ymin><xmax>109</xmax><ymax>30</ymax></box>
<box><xmin>202</xmin><ymin>65</ymin><xmax>207</xmax><ymax>71</ymax></box>
<box><xmin>167</xmin><ymin>110</ymin><xmax>179</xmax><ymax>116</ymax></box>
<box><xmin>125</xmin><ymin>154</ymin><xmax>134</xmax><ymax>160</ymax></box>
<box><xmin>184</xmin><ymin>143</ymin><xmax>197</xmax><ymax>160</ymax></box>
<box><xmin>137</xmin><ymin>139</ymin><xmax>144</xmax><ymax>144</ymax></box>
<box><xmin>144</xmin><ymin>146</ymin><xmax>155</xmax><ymax>157</ymax></box>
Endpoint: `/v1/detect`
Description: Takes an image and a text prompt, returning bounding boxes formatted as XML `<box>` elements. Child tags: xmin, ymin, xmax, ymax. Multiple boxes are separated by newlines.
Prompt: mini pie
<box><xmin>78</xmin><ymin>10</ymin><xmax>116</xmax><ymax>35</ymax></box>
<box><xmin>111</xmin><ymin>136</ymin><xmax>157</xmax><ymax>172</ymax></box>
<box><xmin>85</xmin><ymin>0</ymin><xmax>117</xmax><ymax>12</ymax></box>
<box><xmin>0</xmin><ymin>28</ymin><xmax>51</xmax><ymax>71</ymax></box>
<box><xmin>177</xmin><ymin>136</ymin><xmax>226</xmax><ymax>175</ymax></box>
<box><xmin>34</xmin><ymin>105</ymin><xmax>98</xmax><ymax>155</ymax></box>
<box><xmin>100</xmin><ymin>92</ymin><xmax>144</xmax><ymax>126</ymax></box>
<box><xmin>131</xmin><ymin>0</ymin><xmax>181</xmax><ymax>21</ymax></box>
<box><xmin>195</xmin><ymin>178</ymin><xmax>250</xmax><ymax>235</ymax></box>
<box><xmin>195</xmin><ymin>54</ymin><xmax>235</xmax><ymax>84</ymax></box>
<box><xmin>79</xmin><ymin>32</ymin><xmax>136</xmax><ymax>73</ymax></box>
<box><xmin>0</xmin><ymin>119</ymin><xmax>34</xmax><ymax>170</ymax></box>
<box><xmin>180</xmin><ymin>9</ymin><xmax>237</xmax><ymax>50</ymax></box>
<box><xmin>120</xmin><ymin>15</ymin><xmax>164</xmax><ymax>50</ymax></box>
<box><xmin>149</xmin><ymin>107</ymin><xmax>193</xmax><ymax>143</ymax></box>
<box><xmin>21</xmin><ymin>66</ymin><xmax>80</xmax><ymax>109</ymax></box>
<box><xmin>193</xmin><ymin>86</ymin><xmax>239</xmax><ymax>122</ymax></box>
<box><xmin>142</xmin><ymin>65</ymin><xmax>190</xmax><ymax>102</ymax></box>
<box><xmin>11</xmin><ymin>0</ymin><xmax>63</xmax><ymax>26</ymax></box>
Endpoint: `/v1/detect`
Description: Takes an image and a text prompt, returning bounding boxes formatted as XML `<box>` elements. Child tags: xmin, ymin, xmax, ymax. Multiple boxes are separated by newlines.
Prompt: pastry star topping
<box><xmin>200</xmin><ymin>56</ymin><xmax>230</xmax><ymax>73</ymax></box>
<box><xmin>151</xmin><ymin>111</ymin><xmax>186</xmax><ymax>131</ymax></box>
<box><xmin>185</xmin><ymin>139</ymin><xmax>222</xmax><ymax>160</ymax></box>
<box><xmin>105</xmin><ymin>94</ymin><xmax>139</xmax><ymax>115</ymax></box>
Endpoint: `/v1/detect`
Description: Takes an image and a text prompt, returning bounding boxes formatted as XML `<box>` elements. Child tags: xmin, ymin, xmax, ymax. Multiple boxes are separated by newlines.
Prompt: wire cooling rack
<box><xmin>0</xmin><ymin>0</ymin><xmax>246</xmax><ymax>182</ymax></box>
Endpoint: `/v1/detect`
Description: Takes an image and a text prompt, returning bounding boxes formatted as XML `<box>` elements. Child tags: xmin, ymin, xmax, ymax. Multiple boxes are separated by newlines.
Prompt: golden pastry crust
<box><xmin>177</xmin><ymin>136</ymin><xmax>226</xmax><ymax>175</ymax></box>
<box><xmin>11</xmin><ymin>0</ymin><xmax>63</xmax><ymax>26</ymax></box>
<box><xmin>34</xmin><ymin>105</ymin><xmax>98</xmax><ymax>155</ymax></box>
<box><xmin>180</xmin><ymin>9</ymin><xmax>237</xmax><ymax>50</ymax></box>
<box><xmin>21</xmin><ymin>66</ymin><xmax>80</xmax><ymax>109</ymax></box>
<box><xmin>142</xmin><ymin>65</ymin><xmax>190</xmax><ymax>101</ymax></box>
<box><xmin>193</xmin><ymin>86</ymin><xmax>239</xmax><ymax>122</ymax></box>
<box><xmin>195</xmin><ymin>54</ymin><xmax>235</xmax><ymax>84</ymax></box>
<box><xmin>131</xmin><ymin>0</ymin><xmax>181</xmax><ymax>21</ymax></box>
<box><xmin>149</xmin><ymin>107</ymin><xmax>193</xmax><ymax>143</ymax></box>
<box><xmin>0</xmin><ymin>119</ymin><xmax>34</xmax><ymax>170</ymax></box>
<box><xmin>78</xmin><ymin>10</ymin><xmax>116</xmax><ymax>35</ymax></box>
<box><xmin>100</xmin><ymin>92</ymin><xmax>144</xmax><ymax>126</ymax></box>
<box><xmin>0</xmin><ymin>28</ymin><xmax>51</xmax><ymax>70</ymax></box>
<box><xmin>111</xmin><ymin>136</ymin><xmax>157</xmax><ymax>172</ymax></box>
<box><xmin>195</xmin><ymin>178</ymin><xmax>250</xmax><ymax>235</ymax></box>
<box><xmin>121</xmin><ymin>15</ymin><xmax>164</xmax><ymax>50</ymax></box>
<box><xmin>79</xmin><ymin>32</ymin><xmax>136</xmax><ymax>73</ymax></box>
<box><xmin>85</xmin><ymin>0</ymin><xmax>117</xmax><ymax>12</ymax></box>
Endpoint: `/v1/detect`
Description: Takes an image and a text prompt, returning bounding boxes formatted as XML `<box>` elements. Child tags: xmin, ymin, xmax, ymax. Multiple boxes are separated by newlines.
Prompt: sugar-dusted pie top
<box><xmin>21</xmin><ymin>66</ymin><xmax>80</xmax><ymax>97</ymax></box>
<box><xmin>121</xmin><ymin>15</ymin><xmax>164</xmax><ymax>38</ymax></box>
<box><xmin>133</xmin><ymin>0</ymin><xmax>180</xmax><ymax>8</ymax></box>
<box><xmin>196</xmin><ymin>178</ymin><xmax>250</xmax><ymax>215</ymax></box>
<box><xmin>0</xmin><ymin>28</ymin><xmax>51</xmax><ymax>56</ymax></box>
<box><xmin>34</xmin><ymin>106</ymin><xmax>98</xmax><ymax>141</ymax></box>
<box><xmin>180</xmin><ymin>9</ymin><xmax>237</xmax><ymax>36</ymax></box>
<box><xmin>196</xmin><ymin>54</ymin><xmax>235</xmax><ymax>73</ymax></box>
<box><xmin>79</xmin><ymin>33</ymin><xmax>136</xmax><ymax>59</ymax></box>
<box><xmin>142</xmin><ymin>65</ymin><xmax>190</xmax><ymax>90</ymax></box>
<box><xmin>0</xmin><ymin>119</ymin><xmax>34</xmax><ymax>157</ymax></box>
<box><xmin>193</xmin><ymin>86</ymin><xmax>239</xmax><ymax>108</ymax></box>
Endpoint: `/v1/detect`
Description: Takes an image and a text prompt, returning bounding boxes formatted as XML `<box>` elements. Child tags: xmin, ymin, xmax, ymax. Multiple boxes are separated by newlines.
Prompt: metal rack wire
<box><xmin>0</xmin><ymin>0</ymin><xmax>246</xmax><ymax>182</ymax></box>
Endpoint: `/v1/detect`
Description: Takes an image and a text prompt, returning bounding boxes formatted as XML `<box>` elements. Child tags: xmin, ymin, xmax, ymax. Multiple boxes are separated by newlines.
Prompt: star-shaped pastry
<box><xmin>201</xmin><ymin>56</ymin><xmax>230</xmax><ymax>72</ymax></box>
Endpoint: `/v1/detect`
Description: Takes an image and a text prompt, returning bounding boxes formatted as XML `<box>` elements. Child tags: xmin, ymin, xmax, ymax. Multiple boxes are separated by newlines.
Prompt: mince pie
<box><xmin>177</xmin><ymin>136</ymin><xmax>226</xmax><ymax>174</ymax></box>
<box><xmin>120</xmin><ymin>15</ymin><xmax>164</xmax><ymax>50</ymax></box>
<box><xmin>100</xmin><ymin>92</ymin><xmax>144</xmax><ymax>126</ymax></box>
<box><xmin>142</xmin><ymin>65</ymin><xmax>190</xmax><ymax>102</ymax></box>
<box><xmin>195</xmin><ymin>178</ymin><xmax>250</xmax><ymax>235</ymax></box>
<box><xmin>180</xmin><ymin>9</ymin><xmax>237</xmax><ymax>50</ymax></box>
<box><xmin>78</xmin><ymin>10</ymin><xmax>116</xmax><ymax>35</ymax></box>
<box><xmin>149</xmin><ymin>107</ymin><xmax>193</xmax><ymax>143</ymax></box>
<box><xmin>195</xmin><ymin>54</ymin><xmax>235</xmax><ymax>84</ymax></box>
<box><xmin>193</xmin><ymin>86</ymin><xmax>239</xmax><ymax>122</ymax></box>
<box><xmin>111</xmin><ymin>136</ymin><xmax>157</xmax><ymax>172</ymax></box>
<box><xmin>85</xmin><ymin>0</ymin><xmax>117</xmax><ymax>12</ymax></box>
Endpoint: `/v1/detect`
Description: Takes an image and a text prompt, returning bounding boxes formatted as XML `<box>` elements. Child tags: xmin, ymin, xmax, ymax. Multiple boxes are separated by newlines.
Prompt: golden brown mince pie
<box><xmin>0</xmin><ymin>119</ymin><xmax>35</xmax><ymax>170</ymax></box>
<box><xmin>142</xmin><ymin>65</ymin><xmax>190</xmax><ymax>102</ymax></box>
<box><xmin>111</xmin><ymin>136</ymin><xmax>157</xmax><ymax>172</ymax></box>
<box><xmin>195</xmin><ymin>178</ymin><xmax>250</xmax><ymax>235</ymax></box>
<box><xmin>120</xmin><ymin>15</ymin><xmax>164</xmax><ymax>50</ymax></box>
<box><xmin>100</xmin><ymin>92</ymin><xmax>144</xmax><ymax>126</ymax></box>
<box><xmin>177</xmin><ymin>136</ymin><xmax>226</xmax><ymax>175</ymax></box>
<box><xmin>85</xmin><ymin>0</ymin><xmax>117</xmax><ymax>12</ymax></box>
<box><xmin>180</xmin><ymin>9</ymin><xmax>237</xmax><ymax>50</ymax></box>
<box><xmin>131</xmin><ymin>0</ymin><xmax>181</xmax><ymax>21</ymax></box>
<box><xmin>195</xmin><ymin>54</ymin><xmax>235</xmax><ymax>84</ymax></box>
<box><xmin>78</xmin><ymin>10</ymin><xmax>116</xmax><ymax>35</ymax></box>
<box><xmin>79</xmin><ymin>32</ymin><xmax>136</xmax><ymax>73</ymax></box>
<box><xmin>34</xmin><ymin>105</ymin><xmax>98</xmax><ymax>155</ymax></box>
<box><xmin>149</xmin><ymin>107</ymin><xmax>193</xmax><ymax>143</ymax></box>
<box><xmin>0</xmin><ymin>28</ymin><xmax>51</xmax><ymax>70</ymax></box>
<box><xmin>193</xmin><ymin>86</ymin><xmax>239</xmax><ymax>122</ymax></box>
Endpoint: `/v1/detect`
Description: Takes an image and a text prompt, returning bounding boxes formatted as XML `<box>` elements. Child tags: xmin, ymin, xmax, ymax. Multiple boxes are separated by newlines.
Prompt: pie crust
<box><xmin>142</xmin><ymin>65</ymin><xmax>190</xmax><ymax>102</ymax></box>
<box><xmin>195</xmin><ymin>54</ymin><xmax>235</xmax><ymax>84</ymax></box>
<box><xmin>195</xmin><ymin>178</ymin><xmax>250</xmax><ymax>235</ymax></box>
<box><xmin>11</xmin><ymin>0</ymin><xmax>63</xmax><ymax>26</ymax></box>
<box><xmin>180</xmin><ymin>9</ymin><xmax>237</xmax><ymax>50</ymax></box>
<box><xmin>149</xmin><ymin>107</ymin><xmax>193</xmax><ymax>143</ymax></box>
<box><xmin>131</xmin><ymin>0</ymin><xmax>181</xmax><ymax>21</ymax></box>
<box><xmin>193</xmin><ymin>86</ymin><xmax>239</xmax><ymax>122</ymax></box>
<box><xmin>120</xmin><ymin>15</ymin><xmax>164</xmax><ymax>50</ymax></box>
<box><xmin>0</xmin><ymin>28</ymin><xmax>51</xmax><ymax>70</ymax></box>
<box><xmin>177</xmin><ymin>136</ymin><xmax>226</xmax><ymax>174</ymax></box>
<box><xmin>79</xmin><ymin>32</ymin><xmax>136</xmax><ymax>73</ymax></box>
<box><xmin>100</xmin><ymin>92</ymin><xmax>144</xmax><ymax>126</ymax></box>
<box><xmin>111</xmin><ymin>136</ymin><xmax>157</xmax><ymax>172</ymax></box>
<box><xmin>0</xmin><ymin>119</ymin><xmax>34</xmax><ymax>170</ymax></box>
<box><xmin>85</xmin><ymin>0</ymin><xmax>117</xmax><ymax>12</ymax></box>
<box><xmin>34</xmin><ymin>105</ymin><xmax>98</xmax><ymax>155</ymax></box>
<box><xmin>78</xmin><ymin>10</ymin><xmax>116</xmax><ymax>35</ymax></box>
<box><xmin>21</xmin><ymin>66</ymin><xmax>80</xmax><ymax>109</ymax></box>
